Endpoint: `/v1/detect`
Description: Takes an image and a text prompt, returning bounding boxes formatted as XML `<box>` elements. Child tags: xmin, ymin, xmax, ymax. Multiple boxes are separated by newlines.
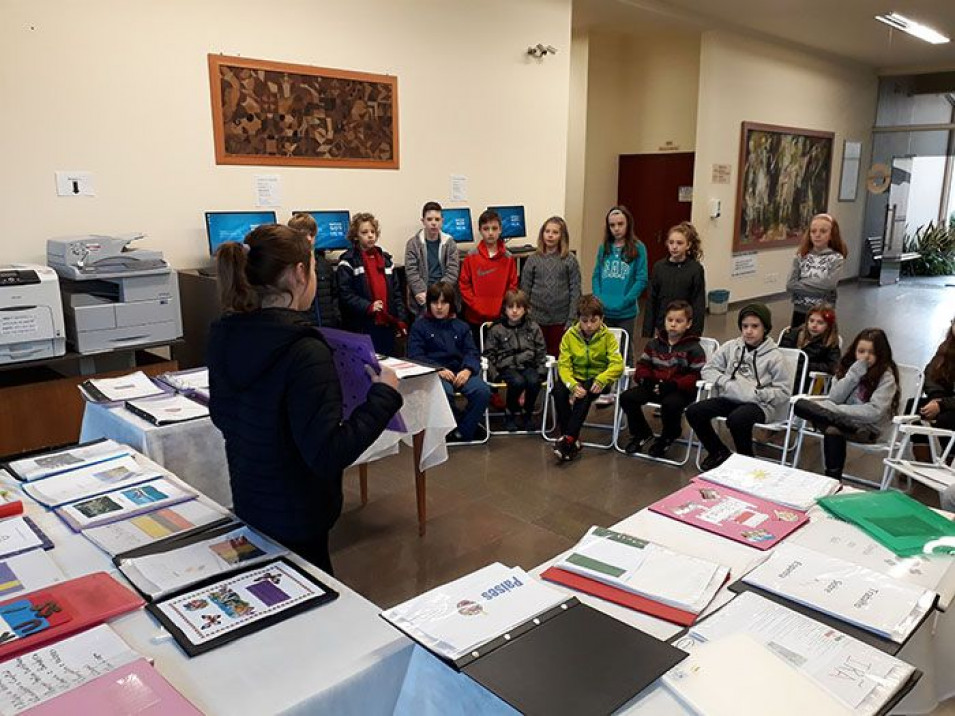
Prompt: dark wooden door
<box><xmin>618</xmin><ymin>153</ymin><xmax>695</xmax><ymax>270</ymax></box>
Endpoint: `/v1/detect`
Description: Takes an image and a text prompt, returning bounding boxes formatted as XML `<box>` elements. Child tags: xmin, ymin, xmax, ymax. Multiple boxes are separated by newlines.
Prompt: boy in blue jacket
<box><xmin>408</xmin><ymin>281</ymin><xmax>491</xmax><ymax>442</ymax></box>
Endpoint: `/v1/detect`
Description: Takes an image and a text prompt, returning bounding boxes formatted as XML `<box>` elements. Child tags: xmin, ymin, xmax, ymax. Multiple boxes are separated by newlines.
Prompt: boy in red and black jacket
<box><xmin>620</xmin><ymin>300</ymin><xmax>705</xmax><ymax>458</ymax></box>
<box><xmin>459</xmin><ymin>209</ymin><xmax>518</xmax><ymax>342</ymax></box>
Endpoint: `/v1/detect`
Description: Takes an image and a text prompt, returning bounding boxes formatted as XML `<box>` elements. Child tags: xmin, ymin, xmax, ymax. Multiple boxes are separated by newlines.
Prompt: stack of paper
<box><xmin>5</xmin><ymin>439</ymin><xmax>129</xmax><ymax>482</ymax></box>
<box><xmin>55</xmin><ymin>477</ymin><xmax>196</xmax><ymax>531</ymax></box>
<box><xmin>818</xmin><ymin>490</ymin><xmax>955</xmax><ymax>557</ymax></box>
<box><xmin>78</xmin><ymin>371</ymin><xmax>166</xmax><ymax>403</ymax></box>
<box><xmin>740</xmin><ymin>543</ymin><xmax>937</xmax><ymax>644</ymax></box>
<box><xmin>699</xmin><ymin>453</ymin><xmax>840</xmax><ymax>511</ymax></box>
<box><xmin>23</xmin><ymin>455</ymin><xmax>161</xmax><ymax>508</ymax></box>
<box><xmin>125</xmin><ymin>393</ymin><xmax>210</xmax><ymax>426</ymax></box>
<box><xmin>118</xmin><ymin>524</ymin><xmax>288</xmax><ymax>600</ymax></box>
<box><xmin>381</xmin><ymin>563</ymin><xmax>569</xmax><ymax>662</ymax></box>
<box><xmin>674</xmin><ymin>592</ymin><xmax>919</xmax><ymax>716</ymax></box>
<box><xmin>0</xmin><ymin>625</ymin><xmax>140</xmax><ymax>714</ymax></box>
<box><xmin>83</xmin><ymin>499</ymin><xmax>230</xmax><ymax>556</ymax></box>
<box><xmin>546</xmin><ymin>526</ymin><xmax>728</xmax><ymax>618</ymax></box>
<box><xmin>379</xmin><ymin>356</ymin><xmax>436</xmax><ymax>379</ymax></box>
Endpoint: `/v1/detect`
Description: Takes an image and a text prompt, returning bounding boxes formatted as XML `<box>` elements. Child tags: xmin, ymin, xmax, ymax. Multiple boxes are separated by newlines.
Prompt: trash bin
<box><xmin>708</xmin><ymin>289</ymin><xmax>730</xmax><ymax>315</ymax></box>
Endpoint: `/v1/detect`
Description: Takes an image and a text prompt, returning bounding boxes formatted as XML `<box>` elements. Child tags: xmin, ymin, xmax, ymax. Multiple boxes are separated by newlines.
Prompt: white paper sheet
<box><xmin>676</xmin><ymin>592</ymin><xmax>914</xmax><ymax>714</ymax></box>
<box><xmin>23</xmin><ymin>456</ymin><xmax>161</xmax><ymax>508</ymax></box>
<box><xmin>158</xmin><ymin>368</ymin><xmax>209</xmax><ymax>393</ymax></box>
<box><xmin>382</xmin><ymin>563</ymin><xmax>567</xmax><ymax>661</ymax></box>
<box><xmin>742</xmin><ymin>543</ymin><xmax>936</xmax><ymax>642</ymax></box>
<box><xmin>556</xmin><ymin>526</ymin><xmax>728</xmax><ymax>613</ymax></box>
<box><xmin>81</xmin><ymin>371</ymin><xmax>165</xmax><ymax>402</ymax></box>
<box><xmin>0</xmin><ymin>518</ymin><xmax>46</xmax><ymax>559</ymax></box>
<box><xmin>55</xmin><ymin>477</ymin><xmax>196</xmax><ymax>530</ymax></box>
<box><xmin>379</xmin><ymin>357</ymin><xmax>435</xmax><ymax>379</ymax></box>
<box><xmin>700</xmin><ymin>453</ymin><xmax>840</xmax><ymax>511</ymax></box>
<box><xmin>0</xmin><ymin>550</ymin><xmax>64</xmax><ymax>599</ymax></box>
<box><xmin>6</xmin><ymin>440</ymin><xmax>129</xmax><ymax>482</ymax></box>
<box><xmin>0</xmin><ymin>624</ymin><xmax>139</xmax><ymax>714</ymax></box>
<box><xmin>83</xmin><ymin>499</ymin><xmax>228</xmax><ymax>556</ymax></box>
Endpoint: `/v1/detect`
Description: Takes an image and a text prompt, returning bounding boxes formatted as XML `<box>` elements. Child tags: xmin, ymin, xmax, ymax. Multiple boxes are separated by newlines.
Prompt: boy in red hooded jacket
<box><xmin>459</xmin><ymin>209</ymin><xmax>518</xmax><ymax>342</ymax></box>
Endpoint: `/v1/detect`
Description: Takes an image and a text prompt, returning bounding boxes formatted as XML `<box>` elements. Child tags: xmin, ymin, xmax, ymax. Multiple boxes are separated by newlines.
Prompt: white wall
<box><xmin>690</xmin><ymin>31</ymin><xmax>878</xmax><ymax>301</ymax></box>
<box><xmin>564</xmin><ymin>30</ymin><xmax>590</xmax><ymax>248</ymax></box>
<box><xmin>0</xmin><ymin>0</ymin><xmax>572</xmax><ymax>268</ymax></box>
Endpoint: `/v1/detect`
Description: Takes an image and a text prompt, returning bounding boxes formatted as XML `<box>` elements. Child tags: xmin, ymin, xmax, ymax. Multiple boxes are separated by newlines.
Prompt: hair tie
<box><xmin>818</xmin><ymin>309</ymin><xmax>836</xmax><ymax>325</ymax></box>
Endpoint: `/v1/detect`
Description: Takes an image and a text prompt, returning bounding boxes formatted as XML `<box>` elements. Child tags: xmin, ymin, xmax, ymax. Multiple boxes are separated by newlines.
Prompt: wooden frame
<box><xmin>208</xmin><ymin>54</ymin><xmax>399</xmax><ymax>169</ymax></box>
<box><xmin>734</xmin><ymin>122</ymin><xmax>834</xmax><ymax>253</ymax></box>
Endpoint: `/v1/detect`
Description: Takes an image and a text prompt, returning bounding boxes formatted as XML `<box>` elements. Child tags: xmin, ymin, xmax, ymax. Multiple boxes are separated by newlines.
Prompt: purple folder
<box><xmin>319</xmin><ymin>328</ymin><xmax>406</xmax><ymax>432</ymax></box>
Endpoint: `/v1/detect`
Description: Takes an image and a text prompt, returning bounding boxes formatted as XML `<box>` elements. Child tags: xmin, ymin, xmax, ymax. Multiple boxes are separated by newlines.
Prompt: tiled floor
<box><xmin>329</xmin><ymin>276</ymin><xmax>955</xmax><ymax>710</ymax></box>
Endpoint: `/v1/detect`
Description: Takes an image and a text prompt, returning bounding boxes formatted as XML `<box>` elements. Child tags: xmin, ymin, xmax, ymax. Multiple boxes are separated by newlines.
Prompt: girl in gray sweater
<box><xmin>786</xmin><ymin>213</ymin><xmax>848</xmax><ymax>328</ymax></box>
<box><xmin>794</xmin><ymin>328</ymin><xmax>900</xmax><ymax>478</ymax></box>
<box><xmin>520</xmin><ymin>217</ymin><xmax>581</xmax><ymax>357</ymax></box>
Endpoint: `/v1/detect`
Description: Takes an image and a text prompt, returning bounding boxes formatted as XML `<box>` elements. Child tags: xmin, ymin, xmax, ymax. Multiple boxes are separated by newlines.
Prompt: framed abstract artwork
<box><xmin>208</xmin><ymin>54</ymin><xmax>399</xmax><ymax>169</ymax></box>
<box><xmin>734</xmin><ymin>122</ymin><xmax>834</xmax><ymax>252</ymax></box>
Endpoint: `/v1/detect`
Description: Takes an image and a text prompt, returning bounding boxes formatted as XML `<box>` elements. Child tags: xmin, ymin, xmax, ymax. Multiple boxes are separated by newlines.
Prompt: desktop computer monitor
<box><xmin>442</xmin><ymin>207</ymin><xmax>474</xmax><ymax>243</ymax></box>
<box><xmin>488</xmin><ymin>205</ymin><xmax>526</xmax><ymax>240</ymax></box>
<box><xmin>296</xmin><ymin>210</ymin><xmax>351</xmax><ymax>251</ymax></box>
<box><xmin>205</xmin><ymin>211</ymin><xmax>277</xmax><ymax>256</ymax></box>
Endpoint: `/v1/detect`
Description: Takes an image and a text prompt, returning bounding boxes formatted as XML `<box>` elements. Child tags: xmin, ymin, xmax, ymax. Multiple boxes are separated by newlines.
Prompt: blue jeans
<box><xmin>441</xmin><ymin>375</ymin><xmax>491</xmax><ymax>440</ymax></box>
<box><xmin>500</xmin><ymin>367</ymin><xmax>543</xmax><ymax>415</ymax></box>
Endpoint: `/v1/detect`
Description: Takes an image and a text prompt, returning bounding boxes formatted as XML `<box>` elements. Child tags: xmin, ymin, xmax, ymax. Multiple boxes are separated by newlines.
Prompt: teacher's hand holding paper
<box><xmin>366</xmin><ymin>363</ymin><xmax>400</xmax><ymax>390</ymax></box>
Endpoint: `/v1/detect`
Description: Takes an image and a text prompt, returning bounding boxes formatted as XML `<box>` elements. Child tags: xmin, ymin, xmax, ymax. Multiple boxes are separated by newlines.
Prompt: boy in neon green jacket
<box><xmin>554</xmin><ymin>295</ymin><xmax>624</xmax><ymax>461</ymax></box>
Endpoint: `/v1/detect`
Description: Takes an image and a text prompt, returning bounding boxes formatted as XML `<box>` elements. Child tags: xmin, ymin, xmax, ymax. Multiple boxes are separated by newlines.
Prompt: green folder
<box><xmin>817</xmin><ymin>490</ymin><xmax>955</xmax><ymax>557</ymax></box>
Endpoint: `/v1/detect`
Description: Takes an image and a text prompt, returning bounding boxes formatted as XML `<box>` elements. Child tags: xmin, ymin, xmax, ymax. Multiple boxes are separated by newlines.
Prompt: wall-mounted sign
<box><xmin>712</xmin><ymin>164</ymin><xmax>732</xmax><ymax>184</ymax></box>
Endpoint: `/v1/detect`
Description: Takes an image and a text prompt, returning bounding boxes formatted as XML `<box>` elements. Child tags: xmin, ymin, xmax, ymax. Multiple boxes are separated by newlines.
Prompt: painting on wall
<box><xmin>734</xmin><ymin>122</ymin><xmax>834</xmax><ymax>252</ymax></box>
<box><xmin>208</xmin><ymin>54</ymin><xmax>399</xmax><ymax>169</ymax></box>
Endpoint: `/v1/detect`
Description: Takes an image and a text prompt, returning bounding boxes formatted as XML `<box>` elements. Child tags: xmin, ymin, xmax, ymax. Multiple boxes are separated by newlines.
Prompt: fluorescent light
<box><xmin>875</xmin><ymin>12</ymin><xmax>950</xmax><ymax>44</ymax></box>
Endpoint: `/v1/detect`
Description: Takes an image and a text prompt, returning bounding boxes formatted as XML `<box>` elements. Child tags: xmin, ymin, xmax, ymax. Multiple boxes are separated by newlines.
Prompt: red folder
<box><xmin>0</xmin><ymin>572</ymin><xmax>144</xmax><ymax>661</ymax></box>
<box><xmin>540</xmin><ymin>566</ymin><xmax>698</xmax><ymax>626</ymax></box>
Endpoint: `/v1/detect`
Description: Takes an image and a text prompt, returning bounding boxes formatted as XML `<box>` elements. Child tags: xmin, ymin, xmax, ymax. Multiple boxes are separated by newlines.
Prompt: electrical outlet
<box><xmin>764</xmin><ymin>272</ymin><xmax>779</xmax><ymax>285</ymax></box>
<box><xmin>55</xmin><ymin>171</ymin><xmax>95</xmax><ymax>197</ymax></box>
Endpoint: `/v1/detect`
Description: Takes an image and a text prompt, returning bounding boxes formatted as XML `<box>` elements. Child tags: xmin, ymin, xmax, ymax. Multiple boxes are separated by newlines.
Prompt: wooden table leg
<box><xmin>358</xmin><ymin>463</ymin><xmax>368</xmax><ymax>506</ymax></box>
<box><xmin>412</xmin><ymin>431</ymin><xmax>426</xmax><ymax>536</ymax></box>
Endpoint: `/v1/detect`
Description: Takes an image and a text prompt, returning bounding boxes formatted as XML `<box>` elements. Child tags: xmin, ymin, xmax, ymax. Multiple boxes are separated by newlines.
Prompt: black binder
<box><xmin>388</xmin><ymin>598</ymin><xmax>686</xmax><ymax>716</ymax></box>
<box><xmin>124</xmin><ymin>396</ymin><xmax>209</xmax><ymax>426</ymax></box>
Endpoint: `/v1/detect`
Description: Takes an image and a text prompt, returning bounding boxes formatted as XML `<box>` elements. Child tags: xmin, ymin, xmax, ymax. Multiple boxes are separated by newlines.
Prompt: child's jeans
<box><xmin>686</xmin><ymin>397</ymin><xmax>765</xmax><ymax>456</ymax></box>
<box><xmin>620</xmin><ymin>384</ymin><xmax>692</xmax><ymax>440</ymax></box>
<box><xmin>500</xmin><ymin>367</ymin><xmax>542</xmax><ymax>415</ymax></box>
<box><xmin>553</xmin><ymin>378</ymin><xmax>603</xmax><ymax>439</ymax></box>
<box><xmin>441</xmin><ymin>375</ymin><xmax>491</xmax><ymax>440</ymax></box>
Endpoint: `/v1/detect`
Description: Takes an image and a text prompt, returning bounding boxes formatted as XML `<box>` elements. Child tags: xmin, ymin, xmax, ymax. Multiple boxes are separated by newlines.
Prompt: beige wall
<box><xmin>564</xmin><ymin>30</ymin><xmax>589</xmax><ymax>250</ymax></box>
<box><xmin>0</xmin><ymin>0</ymin><xmax>572</xmax><ymax>268</ymax></box>
<box><xmin>690</xmin><ymin>31</ymin><xmax>878</xmax><ymax>302</ymax></box>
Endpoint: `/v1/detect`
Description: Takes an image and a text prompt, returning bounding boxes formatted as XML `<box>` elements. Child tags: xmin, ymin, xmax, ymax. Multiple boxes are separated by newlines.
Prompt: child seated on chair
<box><xmin>779</xmin><ymin>302</ymin><xmax>840</xmax><ymax>392</ymax></box>
<box><xmin>553</xmin><ymin>295</ymin><xmax>624</xmax><ymax>462</ymax></box>
<box><xmin>408</xmin><ymin>281</ymin><xmax>491</xmax><ymax>443</ymax></box>
<box><xmin>483</xmin><ymin>289</ymin><xmax>547</xmax><ymax>432</ymax></box>
<box><xmin>793</xmin><ymin>328</ymin><xmax>900</xmax><ymax>479</ymax></box>
<box><xmin>620</xmin><ymin>300</ymin><xmax>705</xmax><ymax>459</ymax></box>
<box><xmin>686</xmin><ymin>303</ymin><xmax>792</xmax><ymax>471</ymax></box>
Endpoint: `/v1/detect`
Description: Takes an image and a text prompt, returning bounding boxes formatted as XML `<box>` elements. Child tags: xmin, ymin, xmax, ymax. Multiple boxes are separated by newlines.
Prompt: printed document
<box><xmin>700</xmin><ymin>453</ymin><xmax>840</xmax><ymax>511</ymax></box>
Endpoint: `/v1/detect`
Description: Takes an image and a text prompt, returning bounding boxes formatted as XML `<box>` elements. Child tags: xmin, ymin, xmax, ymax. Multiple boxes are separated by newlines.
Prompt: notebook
<box><xmin>125</xmin><ymin>394</ymin><xmax>210</xmax><ymax>426</ymax></box>
<box><xmin>698</xmin><ymin>453</ymin><xmax>840</xmax><ymax>511</ymax></box>
<box><xmin>78</xmin><ymin>371</ymin><xmax>166</xmax><ymax>403</ymax></box>
<box><xmin>55</xmin><ymin>478</ymin><xmax>196</xmax><ymax>531</ymax></box>
<box><xmin>5</xmin><ymin>439</ymin><xmax>130</xmax><ymax>482</ymax></box>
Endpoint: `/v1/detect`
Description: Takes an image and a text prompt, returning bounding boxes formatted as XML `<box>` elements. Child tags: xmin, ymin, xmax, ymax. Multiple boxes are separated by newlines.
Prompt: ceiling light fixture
<box><xmin>875</xmin><ymin>12</ymin><xmax>950</xmax><ymax>44</ymax></box>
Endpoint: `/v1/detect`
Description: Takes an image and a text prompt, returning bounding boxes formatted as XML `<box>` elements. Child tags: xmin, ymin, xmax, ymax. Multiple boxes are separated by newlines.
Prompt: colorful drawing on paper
<box><xmin>209</xmin><ymin>54</ymin><xmax>399</xmax><ymax>169</ymax></box>
<box><xmin>735</xmin><ymin>122</ymin><xmax>834</xmax><ymax>253</ymax></box>
<box><xmin>245</xmin><ymin>578</ymin><xmax>290</xmax><ymax>607</ymax></box>
<box><xmin>208</xmin><ymin>586</ymin><xmax>254</xmax><ymax>619</ymax></box>
<box><xmin>74</xmin><ymin>496</ymin><xmax>124</xmax><ymax>519</ymax></box>
<box><xmin>0</xmin><ymin>564</ymin><xmax>23</xmax><ymax>598</ymax></box>
<box><xmin>122</xmin><ymin>485</ymin><xmax>167</xmax><ymax>506</ymax></box>
<box><xmin>209</xmin><ymin>536</ymin><xmax>266</xmax><ymax>566</ymax></box>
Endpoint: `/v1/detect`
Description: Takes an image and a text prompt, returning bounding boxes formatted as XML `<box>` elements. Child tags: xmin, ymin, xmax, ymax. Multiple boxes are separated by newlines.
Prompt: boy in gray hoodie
<box><xmin>404</xmin><ymin>201</ymin><xmax>460</xmax><ymax>316</ymax></box>
<box><xmin>686</xmin><ymin>303</ymin><xmax>792</xmax><ymax>470</ymax></box>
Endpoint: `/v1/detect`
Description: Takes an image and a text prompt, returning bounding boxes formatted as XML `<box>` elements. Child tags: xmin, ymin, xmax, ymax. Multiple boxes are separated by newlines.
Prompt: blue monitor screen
<box><xmin>205</xmin><ymin>211</ymin><xmax>277</xmax><ymax>255</ymax></box>
<box><xmin>442</xmin><ymin>208</ymin><xmax>473</xmax><ymax>243</ymax></box>
<box><xmin>489</xmin><ymin>205</ymin><xmax>526</xmax><ymax>239</ymax></box>
<box><xmin>297</xmin><ymin>210</ymin><xmax>351</xmax><ymax>251</ymax></box>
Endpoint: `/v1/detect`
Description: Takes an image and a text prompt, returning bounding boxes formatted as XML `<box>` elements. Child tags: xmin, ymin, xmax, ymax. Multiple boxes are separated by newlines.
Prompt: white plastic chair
<box><xmin>790</xmin><ymin>363</ymin><xmax>924</xmax><ymax>487</ymax></box>
<box><xmin>612</xmin><ymin>336</ymin><xmax>720</xmax><ymax>466</ymax></box>
<box><xmin>882</xmin><ymin>423</ymin><xmax>954</xmax><ymax>493</ymax></box>
<box><xmin>777</xmin><ymin>326</ymin><xmax>842</xmax><ymax>396</ymax></box>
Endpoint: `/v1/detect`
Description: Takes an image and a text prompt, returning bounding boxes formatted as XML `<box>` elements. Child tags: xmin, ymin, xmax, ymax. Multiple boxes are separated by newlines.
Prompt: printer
<box><xmin>0</xmin><ymin>264</ymin><xmax>66</xmax><ymax>364</ymax></box>
<box><xmin>47</xmin><ymin>234</ymin><xmax>183</xmax><ymax>354</ymax></box>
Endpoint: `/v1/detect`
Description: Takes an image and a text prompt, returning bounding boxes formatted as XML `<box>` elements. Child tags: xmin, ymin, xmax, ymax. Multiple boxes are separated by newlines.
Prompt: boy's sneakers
<box><xmin>504</xmin><ymin>414</ymin><xmax>520</xmax><ymax>432</ymax></box>
<box><xmin>554</xmin><ymin>436</ymin><xmax>581</xmax><ymax>462</ymax></box>
<box><xmin>647</xmin><ymin>437</ymin><xmax>674</xmax><ymax>459</ymax></box>
<box><xmin>700</xmin><ymin>448</ymin><xmax>732</xmax><ymax>472</ymax></box>
<box><xmin>624</xmin><ymin>433</ymin><xmax>654</xmax><ymax>455</ymax></box>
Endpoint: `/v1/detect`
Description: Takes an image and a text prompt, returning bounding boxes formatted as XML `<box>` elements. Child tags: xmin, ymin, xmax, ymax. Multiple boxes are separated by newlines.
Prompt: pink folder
<box><xmin>25</xmin><ymin>658</ymin><xmax>201</xmax><ymax>715</ymax></box>
<box><xmin>648</xmin><ymin>478</ymin><xmax>809</xmax><ymax>550</ymax></box>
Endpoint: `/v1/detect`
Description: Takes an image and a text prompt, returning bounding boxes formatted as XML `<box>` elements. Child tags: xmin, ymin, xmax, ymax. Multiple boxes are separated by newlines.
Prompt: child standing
<box><xmin>621</xmin><ymin>300</ymin><xmax>706</xmax><ymax>458</ymax></box>
<box><xmin>592</xmin><ymin>206</ymin><xmax>648</xmax><ymax>366</ymax></box>
<box><xmin>337</xmin><ymin>213</ymin><xmax>406</xmax><ymax>354</ymax></box>
<box><xmin>793</xmin><ymin>329</ymin><xmax>900</xmax><ymax>478</ymax></box>
<box><xmin>459</xmin><ymin>209</ymin><xmax>518</xmax><ymax>341</ymax></box>
<box><xmin>786</xmin><ymin>213</ymin><xmax>848</xmax><ymax>328</ymax></box>
<box><xmin>686</xmin><ymin>304</ymin><xmax>792</xmax><ymax>470</ymax></box>
<box><xmin>642</xmin><ymin>222</ymin><xmax>705</xmax><ymax>339</ymax></box>
<box><xmin>289</xmin><ymin>212</ymin><xmax>341</xmax><ymax>328</ymax></box>
<box><xmin>520</xmin><ymin>217</ymin><xmax>582</xmax><ymax>356</ymax></box>
<box><xmin>553</xmin><ymin>295</ymin><xmax>624</xmax><ymax>462</ymax></box>
<box><xmin>408</xmin><ymin>282</ymin><xmax>491</xmax><ymax>442</ymax></box>
<box><xmin>483</xmin><ymin>289</ymin><xmax>548</xmax><ymax>431</ymax></box>
<box><xmin>404</xmin><ymin>201</ymin><xmax>460</xmax><ymax>316</ymax></box>
<box><xmin>779</xmin><ymin>302</ymin><xmax>841</xmax><ymax>390</ymax></box>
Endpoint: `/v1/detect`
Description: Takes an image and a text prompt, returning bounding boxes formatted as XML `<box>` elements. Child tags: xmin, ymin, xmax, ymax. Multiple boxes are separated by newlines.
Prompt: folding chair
<box><xmin>612</xmin><ymin>336</ymin><xmax>719</xmax><ymax>466</ymax></box>
<box><xmin>693</xmin><ymin>346</ymin><xmax>808</xmax><ymax>469</ymax></box>
<box><xmin>541</xmin><ymin>327</ymin><xmax>627</xmax><ymax>449</ymax></box>
<box><xmin>776</xmin><ymin>326</ymin><xmax>842</xmax><ymax>396</ymax></box>
<box><xmin>882</xmin><ymin>423</ymin><xmax>954</xmax><ymax>493</ymax></box>
<box><xmin>479</xmin><ymin>322</ymin><xmax>554</xmax><ymax>437</ymax></box>
<box><xmin>790</xmin><ymin>363</ymin><xmax>924</xmax><ymax>487</ymax></box>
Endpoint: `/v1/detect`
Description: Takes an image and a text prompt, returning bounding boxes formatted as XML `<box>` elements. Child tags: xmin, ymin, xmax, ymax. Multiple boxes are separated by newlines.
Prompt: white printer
<box><xmin>47</xmin><ymin>234</ymin><xmax>183</xmax><ymax>355</ymax></box>
<box><xmin>0</xmin><ymin>265</ymin><xmax>66</xmax><ymax>364</ymax></box>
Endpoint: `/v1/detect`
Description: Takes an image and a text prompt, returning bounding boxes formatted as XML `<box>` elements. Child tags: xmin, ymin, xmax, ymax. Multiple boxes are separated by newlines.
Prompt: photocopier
<box><xmin>0</xmin><ymin>264</ymin><xmax>66</xmax><ymax>364</ymax></box>
<box><xmin>46</xmin><ymin>234</ymin><xmax>183</xmax><ymax>354</ymax></box>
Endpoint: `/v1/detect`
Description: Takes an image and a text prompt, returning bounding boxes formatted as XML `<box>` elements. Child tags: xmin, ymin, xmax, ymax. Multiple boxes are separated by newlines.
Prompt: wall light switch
<box><xmin>55</xmin><ymin>171</ymin><xmax>95</xmax><ymax>197</ymax></box>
